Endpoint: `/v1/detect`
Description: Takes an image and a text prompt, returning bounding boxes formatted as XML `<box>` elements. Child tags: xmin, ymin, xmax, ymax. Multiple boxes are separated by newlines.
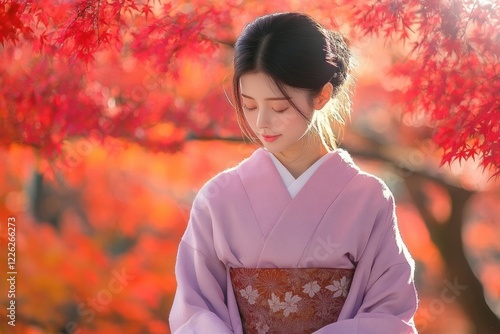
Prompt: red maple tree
<box><xmin>1</xmin><ymin>1</ymin><xmax>499</xmax><ymax>333</ymax></box>
<box><xmin>1</xmin><ymin>0</ymin><xmax>498</xmax><ymax>176</ymax></box>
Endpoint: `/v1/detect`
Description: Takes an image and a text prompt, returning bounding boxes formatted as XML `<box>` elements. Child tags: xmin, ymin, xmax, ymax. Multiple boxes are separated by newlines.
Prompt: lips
<box><xmin>261</xmin><ymin>134</ymin><xmax>281</xmax><ymax>143</ymax></box>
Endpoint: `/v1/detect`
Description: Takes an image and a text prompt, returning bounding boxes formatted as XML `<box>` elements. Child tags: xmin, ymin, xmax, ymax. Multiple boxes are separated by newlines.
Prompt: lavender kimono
<box><xmin>169</xmin><ymin>148</ymin><xmax>418</xmax><ymax>333</ymax></box>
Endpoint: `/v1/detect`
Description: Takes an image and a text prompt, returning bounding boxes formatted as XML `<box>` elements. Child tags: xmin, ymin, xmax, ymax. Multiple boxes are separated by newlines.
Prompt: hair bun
<box><xmin>325</xmin><ymin>30</ymin><xmax>352</xmax><ymax>90</ymax></box>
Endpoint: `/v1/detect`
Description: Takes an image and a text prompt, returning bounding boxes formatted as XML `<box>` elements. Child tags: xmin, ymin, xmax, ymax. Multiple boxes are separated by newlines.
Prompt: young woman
<box><xmin>169</xmin><ymin>12</ymin><xmax>418</xmax><ymax>334</ymax></box>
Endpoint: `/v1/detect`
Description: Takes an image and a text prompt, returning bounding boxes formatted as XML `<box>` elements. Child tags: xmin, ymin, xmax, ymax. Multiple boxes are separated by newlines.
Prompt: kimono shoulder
<box><xmin>180</xmin><ymin>163</ymin><xmax>243</xmax><ymax>259</ymax></box>
<box><xmin>180</xmin><ymin>151</ymin><xmax>262</xmax><ymax>262</ymax></box>
<box><xmin>194</xmin><ymin>167</ymin><xmax>242</xmax><ymax>206</ymax></box>
<box><xmin>193</xmin><ymin>148</ymin><xmax>273</xmax><ymax>207</ymax></box>
<box><xmin>337</xmin><ymin>148</ymin><xmax>395</xmax><ymax>205</ymax></box>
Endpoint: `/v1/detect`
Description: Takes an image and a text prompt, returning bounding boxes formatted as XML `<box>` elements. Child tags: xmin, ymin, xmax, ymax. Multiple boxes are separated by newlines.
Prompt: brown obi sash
<box><xmin>229</xmin><ymin>268</ymin><xmax>354</xmax><ymax>334</ymax></box>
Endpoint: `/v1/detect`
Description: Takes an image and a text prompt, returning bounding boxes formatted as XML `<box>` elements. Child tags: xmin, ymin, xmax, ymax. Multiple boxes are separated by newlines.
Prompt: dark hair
<box><xmin>232</xmin><ymin>12</ymin><xmax>354</xmax><ymax>150</ymax></box>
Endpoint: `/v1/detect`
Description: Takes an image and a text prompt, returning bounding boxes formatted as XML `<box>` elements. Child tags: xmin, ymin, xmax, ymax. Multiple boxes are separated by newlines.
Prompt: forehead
<box><xmin>240</xmin><ymin>72</ymin><xmax>281</xmax><ymax>95</ymax></box>
<box><xmin>239</xmin><ymin>72</ymin><xmax>304</xmax><ymax>99</ymax></box>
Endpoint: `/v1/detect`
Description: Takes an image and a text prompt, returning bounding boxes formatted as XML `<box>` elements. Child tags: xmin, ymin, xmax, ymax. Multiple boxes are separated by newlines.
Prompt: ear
<box><xmin>313</xmin><ymin>82</ymin><xmax>333</xmax><ymax>110</ymax></box>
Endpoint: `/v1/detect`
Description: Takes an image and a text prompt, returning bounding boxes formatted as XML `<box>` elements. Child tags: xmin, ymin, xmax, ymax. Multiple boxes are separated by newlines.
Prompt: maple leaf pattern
<box><xmin>302</xmin><ymin>280</ymin><xmax>321</xmax><ymax>297</ymax></box>
<box><xmin>231</xmin><ymin>268</ymin><xmax>354</xmax><ymax>333</ymax></box>
<box><xmin>326</xmin><ymin>276</ymin><xmax>349</xmax><ymax>298</ymax></box>
<box><xmin>268</xmin><ymin>293</ymin><xmax>286</xmax><ymax>312</ymax></box>
<box><xmin>240</xmin><ymin>285</ymin><xmax>259</xmax><ymax>305</ymax></box>
<box><xmin>282</xmin><ymin>291</ymin><xmax>302</xmax><ymax>317</ymax></box>
<box><xmin>255</xmin><ymin>321</ymin><xmax>270</xmax><ymax>334</ymax></box>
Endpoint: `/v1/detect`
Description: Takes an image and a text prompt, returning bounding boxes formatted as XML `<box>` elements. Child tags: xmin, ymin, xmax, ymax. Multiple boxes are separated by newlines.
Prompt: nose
<box><xmin>256</xmin><ymin>108</ymin><xmax>272</xmax><ymax>129</ymax></box>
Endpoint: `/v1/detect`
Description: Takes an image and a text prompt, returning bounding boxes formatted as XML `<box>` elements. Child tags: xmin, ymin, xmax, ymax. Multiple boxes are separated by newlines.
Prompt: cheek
<box><xmin>272</xmin><ymin>112</ymin><xmax>307</xmax><ymax>132</ymax></box>
<box><xmin>243</xmin><ymin>111</ymin><xmax>257</xmax><ymax>129</ymax></box>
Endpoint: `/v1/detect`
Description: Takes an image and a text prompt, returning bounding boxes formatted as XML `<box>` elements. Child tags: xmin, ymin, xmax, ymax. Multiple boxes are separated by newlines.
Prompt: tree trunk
<box><xmin>405</xmin><ymin>175</ymin><xmax>500</xmax><ymax>333</ymax></box>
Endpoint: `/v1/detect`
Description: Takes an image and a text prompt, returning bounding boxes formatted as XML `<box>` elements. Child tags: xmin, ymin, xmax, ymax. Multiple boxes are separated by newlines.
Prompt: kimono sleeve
<box><xmin>313</xmin><ymin>194</ymin><xmax>418</xmax><ymax>334</ymax></box>
<box><xmin>169</xmin><ymin>192</ymin><xmax>234</xmax><ymax>334</ymax></box>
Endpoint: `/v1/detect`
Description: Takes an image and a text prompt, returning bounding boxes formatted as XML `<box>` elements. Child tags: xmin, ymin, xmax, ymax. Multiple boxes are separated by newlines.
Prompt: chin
<box><xmin>262</xmin><ymin>145</ymin><xmax>287</xmax><ymax>156</ymax></box>
<box><xmin>261</xmin><ymin>143</ymin><xmax>278</xmax><ymax>150</ymax></box>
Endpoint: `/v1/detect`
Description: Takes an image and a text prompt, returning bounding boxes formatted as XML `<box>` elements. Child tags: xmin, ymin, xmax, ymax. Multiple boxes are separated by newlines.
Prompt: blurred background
<box><xmin>0</xmin><ymin>0</ymin><xmax>499</xmax><ymax>333</ymax></box>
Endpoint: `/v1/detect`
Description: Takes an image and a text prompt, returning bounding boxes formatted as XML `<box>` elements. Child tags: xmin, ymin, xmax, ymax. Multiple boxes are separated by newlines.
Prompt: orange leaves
<box><xmin>54</xmin><ymin>0</ymin><xmax>125</xmax><ymax>62</ymax></box>
<box><xmin>129</xmin><ymin>3</ymin><xmax>227</xmax><ymax>76</ymax></box>
<box><xmin>0</xmin><ymin>0</ymin><xmax>243</xmax><ymax>164</ymax></box>
<box><xmin>1</xmin><ymin>141</ymin><xmax>244</xmax><ymax>332</ymax></box>
<box><xmin>348</xmin><ymin>0</ymin><xmax>419</xmax><ymax>41</ymax></box>
<box><xmin>462</xmin><ymin>191</ymin><xmax>500</xmax><ymax>310</ymax></box>
<box><xmin>351</xmin><ymin>0</ymin><xmax>500</xmax><ymax>176</ymax></box>
<box><xmin>396</xmin><ymin>204</ymin><xmax>443</xmax><ymax>279</ymax></box>
<box><xmin>0</xmin><ymin>55</ymin><xmax>104</xmax><ymax>158</ymax></box>
<box><xmin>141</xmin><ymin>2</ymin><xmax>154</xmax><ymax>18</ymax></box>
<box><xmin>0</xmin><ymin>1</ymin><xmax>35</xmax><ymax>46</ymax></box>
<box><xmin>1</xmin><ymin>0</ymin><xmax>498</xmax><ymax>177</ymax></box>
<box><xmin>3</xmin><ymin>2</ymin><xmax>499</xmax><ymax>332</ymax></box>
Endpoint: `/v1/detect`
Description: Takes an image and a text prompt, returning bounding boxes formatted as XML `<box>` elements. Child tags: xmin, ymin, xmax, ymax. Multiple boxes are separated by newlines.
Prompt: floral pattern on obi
<box><xmin>229</xmin><ymin>268</ymin><xmax>355</xmax><ymax>334</ymax></box>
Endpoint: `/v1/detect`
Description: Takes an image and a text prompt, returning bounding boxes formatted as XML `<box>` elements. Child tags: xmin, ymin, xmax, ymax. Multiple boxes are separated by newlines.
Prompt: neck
<box><xmin>273</xmin><ymin>143</ymin><xmax>328</xmax><ymax>179</ymax></box>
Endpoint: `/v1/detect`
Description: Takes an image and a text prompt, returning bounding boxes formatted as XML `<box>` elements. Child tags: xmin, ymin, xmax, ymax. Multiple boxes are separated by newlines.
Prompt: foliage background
<box><xmin>0</xmin><ymin>0</ymin><xmax>499</xmax><ymax>333</ymax></box>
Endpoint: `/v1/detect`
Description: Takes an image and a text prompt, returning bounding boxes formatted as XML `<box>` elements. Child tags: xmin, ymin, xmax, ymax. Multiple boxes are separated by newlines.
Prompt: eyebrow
<box><xmin>241</xmin><ymin>93</ymin><xmax>291</xmax><ymax>101</ymax></box>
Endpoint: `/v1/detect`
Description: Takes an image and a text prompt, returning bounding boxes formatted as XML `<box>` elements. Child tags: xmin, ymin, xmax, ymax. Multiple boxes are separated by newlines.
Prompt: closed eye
<box><xmin>243</xmin><ymin>105</ymin><xmax>257</xmax><ymax>111</ymax></box>
<box><xmin>273</xmin><ymin>108</ymin><xmax>288</xmax><ymax>113</ymax></box>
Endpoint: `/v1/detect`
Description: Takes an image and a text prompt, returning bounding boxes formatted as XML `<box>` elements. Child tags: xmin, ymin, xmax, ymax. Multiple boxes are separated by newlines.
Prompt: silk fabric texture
<box><xmin>169</xmin><ymin>148</ymin><xmax>418</xmax><ymax>333</ymax></box>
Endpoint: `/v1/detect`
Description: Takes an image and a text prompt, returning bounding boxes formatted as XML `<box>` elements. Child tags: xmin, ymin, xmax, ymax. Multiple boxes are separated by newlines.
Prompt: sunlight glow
<box><xmin>474</xmin><ymin>0</ymin><xmax>498</xmax><ymax>6</ymax></box>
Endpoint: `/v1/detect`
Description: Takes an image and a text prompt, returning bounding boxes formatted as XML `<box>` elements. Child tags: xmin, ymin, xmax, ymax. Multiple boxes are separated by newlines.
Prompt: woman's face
<box><xmin>239</xmin><ymin>72</ymin><xmax>314</xmax><ymax>156</ymax></box>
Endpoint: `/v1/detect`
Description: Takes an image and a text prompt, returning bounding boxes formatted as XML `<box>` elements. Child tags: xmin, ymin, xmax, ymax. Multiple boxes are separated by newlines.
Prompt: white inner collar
<box><xmin>267</xmin><ymin>151</ymin><xmax>331</xmax><ymax>198</ymax></box>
